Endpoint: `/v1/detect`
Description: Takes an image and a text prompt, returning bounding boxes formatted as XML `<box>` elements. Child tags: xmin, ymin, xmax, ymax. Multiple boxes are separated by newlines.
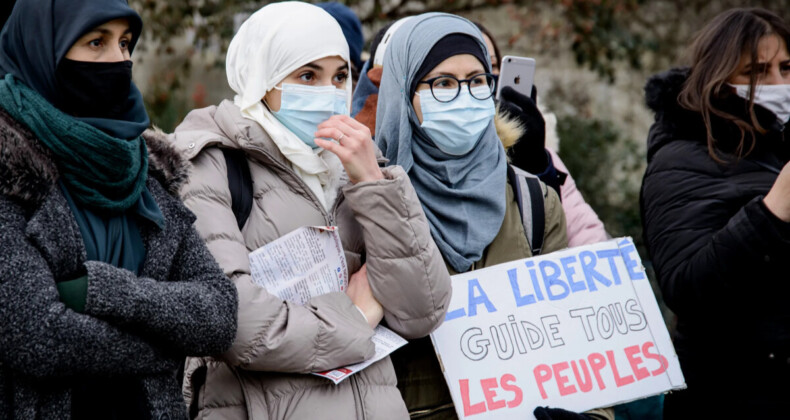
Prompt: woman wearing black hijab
<box><xmin>0</xmin><ymin>0</ymin><xmax>237</xmax><ymax>418</ymax></box>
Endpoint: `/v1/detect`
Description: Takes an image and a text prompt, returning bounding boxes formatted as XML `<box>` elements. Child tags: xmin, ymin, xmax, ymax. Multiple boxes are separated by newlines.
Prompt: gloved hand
<box><xmin>533</xmin><ymin>406</ymin><xmax>593</xmax><ymax>420</ymax></box>
<box><xmin>498</xmin><ymin>85</ymin><xmax>548</xmax><ymax>174</ymax></box>
<box><xmin>498</xmin><ymin>86</ymin><xmax>567</xmax><ymax>194</ymax></box>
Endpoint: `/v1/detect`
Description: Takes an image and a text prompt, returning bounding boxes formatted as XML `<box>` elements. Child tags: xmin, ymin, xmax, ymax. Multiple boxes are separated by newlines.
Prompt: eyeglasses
<box><xmin>416</xmin><ymin>73</ymin><xmax>497</xmax><ymax>103</ymax></box>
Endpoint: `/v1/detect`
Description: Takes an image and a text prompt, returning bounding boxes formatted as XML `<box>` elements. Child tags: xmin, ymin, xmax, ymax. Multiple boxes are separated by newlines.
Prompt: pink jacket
<box><xmin>549</xmin><ymin>148</ymin><xmax>609</xmax><ymax>247</ymax></box>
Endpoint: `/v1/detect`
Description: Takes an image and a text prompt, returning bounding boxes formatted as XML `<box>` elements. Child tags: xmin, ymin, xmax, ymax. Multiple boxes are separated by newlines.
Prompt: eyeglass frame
<box><xmin>416</xmin><ymin>73</ymin><xmax>497</xmax><ymax>103</ymax></box>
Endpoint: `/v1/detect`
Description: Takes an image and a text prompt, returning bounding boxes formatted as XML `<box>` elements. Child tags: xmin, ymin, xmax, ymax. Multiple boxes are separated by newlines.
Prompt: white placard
<box><xmin>249</xmin><ymin>226</ymin><xmax>406</xmax><ymax>384</ymax></box>
<box><xmin>430</xmin><ymin>238</ymin><xmax>685</xmax><ymax>419</ymax></box>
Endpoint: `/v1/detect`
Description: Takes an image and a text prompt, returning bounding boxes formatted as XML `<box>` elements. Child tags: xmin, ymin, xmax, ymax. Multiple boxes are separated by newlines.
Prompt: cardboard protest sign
<box><xmin>430</xmin><ymin>238</ymin><xmax>685</xmax><ymax>419</ymax></box>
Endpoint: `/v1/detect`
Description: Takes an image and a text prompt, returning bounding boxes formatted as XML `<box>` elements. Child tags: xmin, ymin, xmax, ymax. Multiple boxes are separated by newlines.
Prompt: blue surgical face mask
<box><xmin>269</xmin><ymin>83</ymin><xmax>349</xmax><ymax>148</ymax></box>
<box><xmin>418</xmin><ymin>85</ymin><xmax>495</xmax><ymax>156</ymax></box>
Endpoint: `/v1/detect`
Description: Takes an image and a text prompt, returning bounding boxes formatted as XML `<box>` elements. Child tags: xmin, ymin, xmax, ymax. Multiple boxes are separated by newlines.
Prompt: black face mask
<box><xmin>55</xmin><ymin>58</ymin><xmax>133</xmax><ymax>119</ymax></box>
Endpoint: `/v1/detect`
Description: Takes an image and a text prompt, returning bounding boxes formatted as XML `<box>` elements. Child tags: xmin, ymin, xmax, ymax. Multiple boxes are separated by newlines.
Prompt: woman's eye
<box><xmin>299</xmin><ymin>72</ymin><xmax>315</xmax><ymax>82</ymax></box>
<box><xmin>471</xmin><ymin>77</ymin><xmax>485</xmax><ymax>86</ymax></box>
<box><xmin>119</xmin><ymin>39</ymin><xmax>130</xmax><ymax>49</ymax></box>
<box><xmin>334</xmin><ymin>73</ymin><xmax>348</xmax><ymax>83</ymax></box>
<box><xmin>89</xmin><ymin>39</ymin><xmax>102</xmax><ymax>48</ymax></box>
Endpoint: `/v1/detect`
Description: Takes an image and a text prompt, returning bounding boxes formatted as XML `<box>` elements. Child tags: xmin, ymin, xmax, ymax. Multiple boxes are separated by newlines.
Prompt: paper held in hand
<box><xmin>248</xmin><ymin>226</ymin><xmax>407</xmax><ymax>384</ymax></box>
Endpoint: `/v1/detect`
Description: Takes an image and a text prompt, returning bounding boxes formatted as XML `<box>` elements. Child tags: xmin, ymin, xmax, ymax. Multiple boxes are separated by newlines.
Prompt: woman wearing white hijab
<box><xmin>172</xmin><ymin>2</ymin><xmax>450</xmax><ymax>419</ymax></box>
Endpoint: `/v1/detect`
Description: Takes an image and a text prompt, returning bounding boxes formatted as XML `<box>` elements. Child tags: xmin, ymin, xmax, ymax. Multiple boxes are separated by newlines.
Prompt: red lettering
<box><xmin>480</xmin><ymin>377</ymin><xmax>506</xmax><ymax>411</ymax></box>
<box><xmin>533</xmin><ymin>364</ymin><xmax>553</xmax><ymax>399</ymax></box>
<box><xmin>624</xmin><ymin>344</ymin><xmax>650</xmax><ymax>381</ymax></box>
<box><xmin>552</xmin><ymin>361</ymin><xmax>577</xmax><ymax>396</ymax></box>
<box><xmin>642</xmin><ymin>341</ymin><xmax>669</xmax><ymax>376</ymax></box>
<box><xmin>501</xmin><ymin>374</ymin><xmax>523</xmax><ymax>408</ymax></box>
<box><xmin>571</xmin><ymin>359</ymin><xmax>593</xmax><ymax>392</ymax></box>
<box><xmin>587</xmin><ymin>352</ymin><xmax>607</xmax><ymax>390</ymax></box>
<box><xmin>606</xmin><ymin>350</ymin><xmax>635</xmax><ymax>387</ymax></box>
<box><xmin>459</xmin><ymin>379</ymin><xmax>486</xmax><ymax>416</ymax></box>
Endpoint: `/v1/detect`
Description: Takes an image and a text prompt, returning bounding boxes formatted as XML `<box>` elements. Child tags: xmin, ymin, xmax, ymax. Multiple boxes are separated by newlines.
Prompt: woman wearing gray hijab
<box><xmin>375</xmin><ymin>12</ymin><xmax>612</xmax><ymax>420</ymax></box>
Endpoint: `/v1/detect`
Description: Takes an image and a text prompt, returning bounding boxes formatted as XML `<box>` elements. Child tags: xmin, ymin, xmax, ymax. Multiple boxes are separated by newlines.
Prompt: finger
<box><xmin>334</xmin><ymin>114</ymin><xmax>369</xmax><ymax>134</ymax></box>
<box><xmin>530</xmin><ymin>85</ymin><xmax>539</xmax><ymax>102</ymax></box>
<box><xmin>318</xmin><ymin>116</ymin><xmax>368</xmax><ymax>143</ymax></box>
<box><xmin>314</xmin><ymin>138</ymin><xmax>350</xmax><ymax>161</ymax></box>
<box><xmin>314</xmin><ymin>127</ymin><xmax>347</xmax><ymax>144</ymax></box>
<box><xmin>500</xmin><ymin>86</ymin><xmax>535</xmax><ymax>111</ymax></box>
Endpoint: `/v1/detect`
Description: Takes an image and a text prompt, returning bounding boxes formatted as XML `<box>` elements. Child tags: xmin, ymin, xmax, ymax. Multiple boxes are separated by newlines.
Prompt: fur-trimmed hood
<box><xmin>644</xmin><ymin>67</ymin><xmax>787</xmax><ymax>162</ymax></box>
<box><xmin>495</xmin><ymin>107</ymin><xmax>524</xmax><ymax>152</ymax></box>
<box><xmin>0</xmin><ymin>109</ymin><xmax>189</xmax><ymax>206</ymax></box>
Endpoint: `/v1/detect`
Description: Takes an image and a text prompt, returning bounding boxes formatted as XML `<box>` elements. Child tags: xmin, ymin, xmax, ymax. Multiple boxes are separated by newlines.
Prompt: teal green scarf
<box><xmin>0</xmin><ymin>74</ymin><xmax>148</xmax><ymax>211</ymax></box>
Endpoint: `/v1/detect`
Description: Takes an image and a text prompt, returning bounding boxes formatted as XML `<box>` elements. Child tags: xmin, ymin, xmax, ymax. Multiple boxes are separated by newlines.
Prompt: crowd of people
<box><xmin>0</xmin><ymin>0</ymin><xmax>788</xmax><ymax>419</ymax></box>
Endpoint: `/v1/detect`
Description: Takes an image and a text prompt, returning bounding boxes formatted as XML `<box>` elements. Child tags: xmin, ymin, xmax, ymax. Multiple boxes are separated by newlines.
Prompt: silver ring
<box><xmin>336</xmin><ymin>133</ymin><xmax>346</xmax><ymax>143</ymax></box>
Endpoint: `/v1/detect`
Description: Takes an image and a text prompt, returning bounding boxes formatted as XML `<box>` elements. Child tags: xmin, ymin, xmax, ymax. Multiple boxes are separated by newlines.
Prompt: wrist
<box><xmin>763</xmin><ymin>192</ymin><xmax>790</xmax><ymax>222</ymax></box>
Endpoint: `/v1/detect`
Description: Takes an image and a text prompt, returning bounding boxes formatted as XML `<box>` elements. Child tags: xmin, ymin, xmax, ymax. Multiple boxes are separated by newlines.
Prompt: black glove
<box><xmin>498</xmin><ymin>86</ymin><xmax>567</xmax><ymax>195</ymax></box>
<box><xmin>533</xmin><ymin>406</ymin><xmax>593</xmax><ymax>420</ymax></box>
<box><xmin>499</xmin><ymin>85</ymin><xmax>547</xmax><ymax>174</ymax></box>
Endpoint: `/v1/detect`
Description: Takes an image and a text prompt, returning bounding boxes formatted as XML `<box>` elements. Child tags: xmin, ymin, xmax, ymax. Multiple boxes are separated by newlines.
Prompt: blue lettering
<box><xmin>596</xmin><ymin>249</ymin><xmax>623</xmax><ymax>285</ymax></box>
<box><xmin>525</xmin><ymin>260</ymin><xmax>545</xmax><ymax>301</ymax></box>
<box><xmin>579</xmin><ymin>251</ymin><xmax>612</xmax><ymax>291</ymax></box>
<box><xmin>468</xmin><ymin>278</ymin><xmax>497</xmax><ymax>316</ymax></box>
<box><xmin>618</xmin><ymin>240</ymin><xmax>647</xmax><ymax>280</ymax></box>
<box><xmin>560</xmin><ymin>255</ymin><xmax>585</xmax><ymax>292</ymax></box>
<box><xmin>540</xmin><ymin>260</ymin><xmax>570</xmax><ymax>300</ymax></box>
<box><xmin>444</xmin><ymin>307</ymin><xmax>466</xmax><ymax>322</ymax></box>
<box><xmin>508</xmin><ymin>268</ymin><xmax>537</xmax><ymax>307</ymax></box>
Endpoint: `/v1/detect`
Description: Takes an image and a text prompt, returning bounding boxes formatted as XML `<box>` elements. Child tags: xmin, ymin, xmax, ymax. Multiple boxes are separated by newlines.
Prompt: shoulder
<box><xmin>143</xmin><ymin>127</ymin><xmax>191</xmax><ymax>197</ymax></box>
<box><xmin>0</xmin><ymin>109</ymin><xmax>58</xmax><ymax>205</ymax></box>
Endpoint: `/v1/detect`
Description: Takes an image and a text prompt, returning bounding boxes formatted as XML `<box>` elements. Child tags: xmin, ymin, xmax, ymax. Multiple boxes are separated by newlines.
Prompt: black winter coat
<box><xmin>641</xmin><ymin>68</ymin><xmax>790</xmax><ymax>413</ymax></box>
<box><xmin>0</xmin><ymin>110</ymin><xmax>238</xmax><ymax>419</ymax></box>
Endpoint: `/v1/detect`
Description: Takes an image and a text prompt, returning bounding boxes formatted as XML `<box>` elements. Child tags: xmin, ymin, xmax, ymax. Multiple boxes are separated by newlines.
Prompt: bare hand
<box><xmin>345</xmin><ymin>264</ymin><xmax>383</xmax><ymax>329</ymax></box>
<box><xmin>764</xmin><ymin>160</ymin><xmax>790</xmax><ymax>222</ymax></box>
<box><xmin>314</xmin><ymin>115</ymin><xmax>384</xmax><ymax>184</ymax></box>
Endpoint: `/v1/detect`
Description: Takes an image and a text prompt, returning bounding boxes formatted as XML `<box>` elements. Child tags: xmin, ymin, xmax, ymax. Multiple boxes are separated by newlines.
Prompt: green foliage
<box><xmin>560</xmin><ymin>0</ymin><xmax>657</xmax><ymax>82</ymax></box>
<box><xmin>555</xmin><ymin>115</ymin><xmax>643</xmax><ymax>246</ymax></box>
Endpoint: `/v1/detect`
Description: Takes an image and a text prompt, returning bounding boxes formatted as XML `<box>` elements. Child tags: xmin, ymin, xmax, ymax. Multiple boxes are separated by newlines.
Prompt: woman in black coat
<box><xmin>0</xmin><ymin>0</ymin><xmax>237</xmax><ymax>418</ymax></box>
<box><xmin>641</xmin><ymin>8</ymin><xmax>790</xmax><ymax>419</ymax></box>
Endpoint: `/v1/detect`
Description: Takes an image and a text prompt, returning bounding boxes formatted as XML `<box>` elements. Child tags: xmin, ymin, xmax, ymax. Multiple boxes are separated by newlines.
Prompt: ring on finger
<box><xmin>336</xmin><ymin>133</ymin><xmax>346</xmax><ymax>143</ymax></box>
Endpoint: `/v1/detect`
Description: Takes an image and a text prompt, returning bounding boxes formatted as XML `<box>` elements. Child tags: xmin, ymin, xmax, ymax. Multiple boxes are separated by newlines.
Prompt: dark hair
<box><xmin>366</xmin><ymin>21</ymin><xmax>395</xmax><ymax>69</ymax></box>
<box><xmin>473</xmin><ymin>21</ymin><xmax>500</xmax><ymax>71</ymax></box>
<box><xmin>678</xmin><ymin>7</ymin><xmax>790</xmax><ymax>161</ymax></box>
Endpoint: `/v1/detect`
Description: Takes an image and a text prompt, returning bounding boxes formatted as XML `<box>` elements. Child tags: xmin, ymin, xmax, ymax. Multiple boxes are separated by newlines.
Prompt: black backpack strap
<box><xmin>221</xmin><ymin>148</ymin><xmax>254</xmax><ymax>230</ymax></box>
<box><xmin>507</xmin><ymin>164</ymin><xmax>546</xmax><ymax>256</ymax></box>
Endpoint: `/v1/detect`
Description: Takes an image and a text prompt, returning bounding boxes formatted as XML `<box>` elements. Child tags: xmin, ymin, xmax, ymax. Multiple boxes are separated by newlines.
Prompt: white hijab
<box><xmin>226</xmin><ymin>1</ymin><xmax>352</xmax><ymax>210</ymax></box>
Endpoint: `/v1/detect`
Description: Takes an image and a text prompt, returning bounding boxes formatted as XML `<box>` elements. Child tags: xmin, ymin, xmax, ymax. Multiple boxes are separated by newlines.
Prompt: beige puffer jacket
<box><xmin>171</xmin><ymin>100</ymin><xmax>451</xmax><ymax>420</ymax></box>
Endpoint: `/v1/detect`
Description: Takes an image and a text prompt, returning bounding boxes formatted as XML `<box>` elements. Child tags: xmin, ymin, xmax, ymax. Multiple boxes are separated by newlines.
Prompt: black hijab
<box><xmin>0</xmin><ymin>0</ymin><xmax>149</xmax><ymax>139</ymax></box>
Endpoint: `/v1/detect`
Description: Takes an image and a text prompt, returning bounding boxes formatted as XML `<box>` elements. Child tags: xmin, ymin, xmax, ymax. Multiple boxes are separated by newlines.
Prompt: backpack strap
<box><xmin>507</xmin><ymin>164</ymin><xmax>546</xmax><ymax>256</ymax></box>
<box><xmin>221</xmin><ymin>148</ymin><xmax>254</xmax><ymax>230</ymax></box>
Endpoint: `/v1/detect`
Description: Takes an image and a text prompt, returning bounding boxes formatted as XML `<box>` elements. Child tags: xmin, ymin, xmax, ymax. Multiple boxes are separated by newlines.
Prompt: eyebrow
<box><xmin>301</xmin><ymin>62</ymin><xmax>348</xmax><ymax>73</ymax></box>
<box><xmin>424</xmin><ymin>69</ymin><xmax>485</xmax><ymax>79</ymax></box>
<box><xmin>84</xmin><ymin>28</ymin><xmax>133</xmax><ymax>37</ymax></box>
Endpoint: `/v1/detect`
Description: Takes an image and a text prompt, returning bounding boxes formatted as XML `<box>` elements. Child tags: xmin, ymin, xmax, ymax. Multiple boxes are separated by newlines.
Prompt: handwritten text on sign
<box><xmin>430</xmin><ymin>238</ymin><xmax>685</xmax><ymax>419</ymax></box>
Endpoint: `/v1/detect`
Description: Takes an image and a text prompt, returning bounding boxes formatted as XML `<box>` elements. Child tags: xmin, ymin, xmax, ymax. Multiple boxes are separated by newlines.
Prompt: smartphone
<box><xmin>495</xmin><ymin>56</ymin><xmax>536</xmax><ymax>101</ymax></box>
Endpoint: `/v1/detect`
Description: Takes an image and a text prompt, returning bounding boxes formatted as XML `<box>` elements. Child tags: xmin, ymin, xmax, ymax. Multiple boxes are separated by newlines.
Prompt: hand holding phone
<box><xmin>495</xmin><ymin>56</ymin><xmax>536</xmax><ymax>101</ymax></box>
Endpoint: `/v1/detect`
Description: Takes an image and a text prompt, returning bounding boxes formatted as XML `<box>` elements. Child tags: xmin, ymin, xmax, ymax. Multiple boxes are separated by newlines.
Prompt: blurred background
<box><xmin>3</xmin><ymin>0</ymin><xmax>789</xmax><ymax>328</ymax></box>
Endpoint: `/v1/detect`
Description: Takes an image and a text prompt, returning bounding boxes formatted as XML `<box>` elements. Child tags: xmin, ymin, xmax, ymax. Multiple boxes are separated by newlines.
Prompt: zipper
<box><xmin>230</xmin><ymin>367</ymin><xmax>257</xmax><ymax>420</ymax></box>
<box><xmin>351</xmin><ymin>374</ymin><xmax>367</xmax><ymax>420</ymax></box>
<box><xmin>244</xmin><ymin>143</ymin><xmax>338</xmax><ymax>226</ymax></box>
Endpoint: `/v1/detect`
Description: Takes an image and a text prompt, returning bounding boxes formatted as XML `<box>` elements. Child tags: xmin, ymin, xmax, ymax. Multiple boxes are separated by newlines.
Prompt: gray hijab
<box><xmin>375</xmin><ymin>13</ymin><xmax>507</xmax><ymax>273</ymax></box>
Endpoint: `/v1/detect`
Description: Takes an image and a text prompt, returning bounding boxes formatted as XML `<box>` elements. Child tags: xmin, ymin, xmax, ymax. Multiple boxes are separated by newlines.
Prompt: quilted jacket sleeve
<box><xmin>0</xmin><ymin>196</ymin><xmax>177</xmax><ymax>379</ymax></box>
<box><xmin>181</xmin><ymin>147</ymin><xmax>375</xmax><ymax>373</ymax></box>
<box><xmin>342</xmin><ymin>165</ymin><xmax>452</xmax><ymax>339</ymax></box>
<box><xmin>549</xmin><ymin>149</ymin><xmax>608</xmax><ymax>247</ymax></box>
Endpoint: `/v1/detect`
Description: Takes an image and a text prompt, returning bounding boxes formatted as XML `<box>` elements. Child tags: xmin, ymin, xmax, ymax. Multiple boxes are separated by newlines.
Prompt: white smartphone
<box><xmin>495</xmin><ymin>56</ymin><xmax>536</xmax><ymax>101</ymax></box>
